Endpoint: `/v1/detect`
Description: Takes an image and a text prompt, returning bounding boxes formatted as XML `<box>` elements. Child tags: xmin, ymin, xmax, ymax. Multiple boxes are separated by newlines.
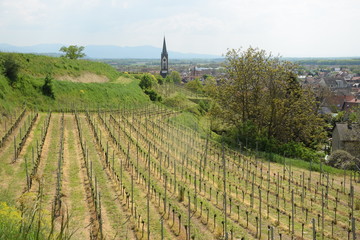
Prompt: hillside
<box><xmin>0</xmin><ymin>53</ymin><xmax>359</xmax><ymax>240</ymax></box>
<box><xmin>0</xmin><ymin>52</ymin><xmax>150</xmax><ymax>112</ymax></box>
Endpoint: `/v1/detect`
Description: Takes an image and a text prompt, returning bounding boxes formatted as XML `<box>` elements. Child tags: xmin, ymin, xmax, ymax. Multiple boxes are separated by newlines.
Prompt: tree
<box><xmin>59</xmin><ymin>45</ymin><xmax>86</xmax><ymax>59</ymax></box>
<box><xmin>168</xmin><ymin>71</ymin><xmax>181</xmax><ymax>84</ymax></box>
<box><xmin>185</xmin><ymin>78</ymin><xmax>203</xmax><ymax>92</ymax></box>
<box><xmin>42</xmin><ymin>74</ymin><xmax>55</xmax><ymax>99</ymax></box>
<box><xmin>139</xmin><ymin>73</ymin><xmax>157</xmax><ymax>89</ymax></box>
<box><xmin>1</xmin><ymin>54</ymin><xmax>19</xmax><ymax>86</ymax></box>
<box><xmin>138</xmin><ymin>73</ymin><xmax>161</xmax><ymax>101</ymax></box>
<box><xmin>210</xmin><ymin>47</ymin><xmax>326</xmax><ymax>150</ymax></box>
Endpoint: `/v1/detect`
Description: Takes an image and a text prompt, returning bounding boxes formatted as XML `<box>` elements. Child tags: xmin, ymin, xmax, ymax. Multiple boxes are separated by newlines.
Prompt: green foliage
<box><xmin>154</xmin><ymin>74</ymin><xmax>164</xmax><ymax>85</ymax></box>
<box><xmin>327</xmin><ymin>150</ymin><xmax>359</xmax><ymax>170</ymax></box>
<box><xmin>139</xmin><ymin>73</ymin><xmax>157</xmax><ymax>89</ymax></box>
<box><xmin>210</xmin><ymin>47</ymin><xmax>326</xmax><ymax>157</ymax></box>
<box><xmin>185</xmin><ymin>78</ymin><xmax>203</xmax><ymax>92</ymax></box>
<box><xmin>0</xmin><ymin>196</ymin><xmax>63</xmax><ymax>240</ymax></box>
<box><xmin>163</xmin><ymin>93</ymin><xmax>199</xmax><ymax>114</ymax></box>
<box><xmin>0</xmin><ymin>202</ymin><xmax>22</xmax><ymax>238</ymax></box>
<box><xmin>168</xmin><ymin>71</ymin><xmax>181</xmax><ymax>84</ymax></box>
<box><xmin>138</xmin><ymin>74</ymin><xmax>162</xmax><ymax>102</ymax></box>
<box><xmin>59</xmin><ymin>45</ymin><xmax>86</xmax><ymax>60</ymax></box>
<box><xmin>144</xmin><ymin>89</ymin><xmax>162</xmax><ymax>101</ymax></box>
<box><xmin>198</xmin><ymin>100</ymin><xmax>210</xmax><ymax>114</ymax></box>
<box><xmin>214</xmin><ymin>112</ymin><xmax>324</xmax><ymax>162</ymax></box>
<box><xmin>0</xmin><ymin>54</ymin><xmax>20</xmax><ymax>86</ymax></box>
<box><xmin>42</xmin><ymin>75</ymin><xmax>55</xmax><ymax>99</ymax></box>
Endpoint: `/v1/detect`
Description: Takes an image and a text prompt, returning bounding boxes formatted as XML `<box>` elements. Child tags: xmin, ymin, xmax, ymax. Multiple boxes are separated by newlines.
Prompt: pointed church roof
<box><xmin>162</xmin><ymin>37</ymin><xmax>167</xmax><ymax>54</ymax></box>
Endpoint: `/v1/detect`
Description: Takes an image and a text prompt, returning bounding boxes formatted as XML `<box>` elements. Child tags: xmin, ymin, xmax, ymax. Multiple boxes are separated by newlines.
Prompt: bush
<box><xmin>1</xmin><ymin>55</ymin><xmax>20</xmax><ymax>86</ymax></box>
<box><xmin>198</xmin><ymin>100</ymin><xmax>210</xmax><ymax>114</ymax></box>
<box><xmin>185</xmin><ymin>78</ymin><xmax>203</xmax><ymax>92</ymax></box>
<box><xmin>219</xmin><ymin>122</ymin><xmax>323</xmax><ymax>162</ymax></box>
<box><xmin>168</xmin><ymin>71</ymin><xmax>181</xmax><ymax>84</ymax></box>
<box><xmin>327</xmin><ymin>150</ymin><xmax>360</xmax><ymax>170</ymax></box>
<box><xmin>139</xmin><ymin>73</ymin><xmax>157</xmax><ymax>89</ymax></box>
<box><xmin>144</xmin><ymin>89</ymin><xmax>161</xmax><ymax>101</ymax></box>
<box><xmin>155</xmin><ymin>74</ymin><xmax>164</xmax><ymax>85</ymax></box>
<box><xmin>42</xmin><ymin>75</ymin><xmax>55</xmax><ymax>99</ymax></box>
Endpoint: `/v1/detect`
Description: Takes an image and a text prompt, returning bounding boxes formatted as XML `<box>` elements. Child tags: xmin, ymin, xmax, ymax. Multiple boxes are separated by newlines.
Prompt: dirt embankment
<box><xmin>56</xmin><ymin>73</ymin><xmax>109</xmax><ymax>83</ymax></box>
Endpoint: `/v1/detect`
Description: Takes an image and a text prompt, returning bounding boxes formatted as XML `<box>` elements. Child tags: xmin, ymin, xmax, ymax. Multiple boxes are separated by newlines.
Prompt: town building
<box><xmin>332</xmin><ymin>123</ymin><xmax>360</xmax><ymax>158</ymax></box>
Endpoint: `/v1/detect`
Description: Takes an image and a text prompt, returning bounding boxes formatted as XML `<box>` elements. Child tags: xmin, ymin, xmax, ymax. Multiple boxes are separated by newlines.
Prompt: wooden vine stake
<box><xmin>259</xmin><ymin>188</ymin><xmax>262</xmax><ymax>239</ymax></box>
<box><xmin>25</xmin><ymin>157</ymin><xmax>30</xmax><ymax>191</ymax></box>
<box><xmin>188</xmin><ymin>192</ymin><xmax>191</xmax><ymax>240</ymax></box>
<box><xmin>291</xmin><ymin>189</ymin><xmax>294</xmax><ymax>236</ymax></box>
<box><xmin>147</xmin><ymin>142</ymin><xmax>150</xmax><ymax>240</ymax></box>
<box><xmin>312</xmin><ymin>218</ymin><xmax>316</xmax><ymax>240</ymax></box>
<box><xmin>222</xmin><ymin>141</ymin><xmax>228</xmax><ymax>240</ymax></box>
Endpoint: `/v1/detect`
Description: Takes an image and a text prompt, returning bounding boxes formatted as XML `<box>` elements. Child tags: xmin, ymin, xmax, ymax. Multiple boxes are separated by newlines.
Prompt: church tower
<box><xmin>160</xmin><ymin>37</ymin><xmax>168</xmax><ymax>78</ymax></box>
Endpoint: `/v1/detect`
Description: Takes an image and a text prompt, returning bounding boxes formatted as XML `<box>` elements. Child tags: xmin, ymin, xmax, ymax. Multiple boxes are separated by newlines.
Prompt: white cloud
<box><xmin>0</xmin><ymin>0</ymin><xmax>359</xmax><ymax>56</ymax></box>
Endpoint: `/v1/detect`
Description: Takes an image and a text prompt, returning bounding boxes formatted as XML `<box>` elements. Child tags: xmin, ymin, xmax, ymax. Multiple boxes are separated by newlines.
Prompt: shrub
<box><xmin>1</xmin><ymin>55</ymin><xmax>20</xmax><ymax>86</ymax></box>
<box><xmin>198</xmin><ymin>100</ymin><xmax>210</xmax><ymax>114</ymax></box>
<box><xmin>139</xmin><ymin>73</ymin><xmax>157</xmax><ymax>89</ymax></box>
<box><xmin>144</xmin><ymin>89</ymin><xmax>161</xmax><ymax>101</ymax></box>
<box><xmin>168</xmin><ymin>71</ymin><xmax>181</xmax><ymax>84</ymax></box>
<box><xmin>185</xmin><ymin>78</ymin><xmax>203</xmax><ymax>92</ymax></box>
<box><xmin>42</xmin><ymin>75</ymin><xmax>55</xmax><ymax>99</ymax></box>
<box><xmin>155</xmin><ymin>74</ymin><xmax>164</xmax><ymax>85</ymax></box>
<box><xmin>327</xmin><ymin>150</ymin><xmax>359</xmax><ymax>170</ymax></box>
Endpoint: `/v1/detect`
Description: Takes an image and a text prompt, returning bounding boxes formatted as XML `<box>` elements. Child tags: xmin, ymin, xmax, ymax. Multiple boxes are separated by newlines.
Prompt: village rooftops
<box><xmin>334</xmin><ymin>123</ymin><xmax>360</xmax><ymax>141</ymax></box>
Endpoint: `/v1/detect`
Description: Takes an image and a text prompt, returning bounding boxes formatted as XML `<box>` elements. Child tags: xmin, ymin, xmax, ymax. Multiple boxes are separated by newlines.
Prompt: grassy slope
<box><xmin>0</xmin><ymin>53</ymin><xmax>150</xmax><ymax>112</ymax></box>
<box><xmin>1</xmin><ymin>52</ymin><xmax>120</xmax><ymax>81</ymax></box>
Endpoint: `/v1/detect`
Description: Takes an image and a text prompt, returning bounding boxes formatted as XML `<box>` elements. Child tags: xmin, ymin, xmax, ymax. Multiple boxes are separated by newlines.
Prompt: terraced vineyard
<box><xmin>0</xmin><ymin>106</ymin><xmax>359</xmax><ymax>239</ymax></box>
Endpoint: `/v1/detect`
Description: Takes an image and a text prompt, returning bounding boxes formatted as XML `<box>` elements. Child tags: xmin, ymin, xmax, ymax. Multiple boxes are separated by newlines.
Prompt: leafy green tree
<box><xmin>59</xmin><ymin>45</ymin><xmax>86</xmax><ymax>59</ymax></box>
<box><xmin>203</xmin><ymin>75</ymin><xmax>217</xmax><ymax>94</ymax></box>
<box><xmin>210</xmin><ymin>47</ymin><xmax>326</xmax><ymax>150</ymax></box>
<box><xmin>185</xmin><ymin>78</ymin><xmax>203</xmax><ymax>92</ymax></box>
<box><xmin>155</xmin><ymin>74</ymin><xmax>164</xmax><ymax>85</ymax></box>
<box><xmin>138</xmin><ymin>73</ymin><xmax>161</xmax><ymax>101</ymax></box>
<box><xmin>169</xmin><ymin>71</ymin><xmax>181</xmax><ymax>84</ymax></box>
<box><xmin>139</xmin><ymin>73</ymin><xmax>157</xmax><ymax>89</ymax></box>
<box><xmin>1</xmin><ymin>54</ymin><xmax>20</xmax><ymax>86</ymax></box>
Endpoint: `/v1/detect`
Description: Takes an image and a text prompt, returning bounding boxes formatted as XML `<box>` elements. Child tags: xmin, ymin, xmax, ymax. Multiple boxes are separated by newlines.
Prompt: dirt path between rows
<box><xmin>62</xmin><ymin>114</ymin><xmax>91</xmax><ymax>239</ymax></box>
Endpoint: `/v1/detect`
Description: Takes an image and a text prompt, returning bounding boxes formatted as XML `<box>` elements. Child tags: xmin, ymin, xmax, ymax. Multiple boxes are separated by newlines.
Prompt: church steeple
<box><xmin>160</xmin><ymin>37</ymin><xmax>168</xmax><ymax>78</ymax></box>
<box><xmin>162</xmin><ymin>37</ymin><xmax>167</xmax><ymax>54</ymax></box>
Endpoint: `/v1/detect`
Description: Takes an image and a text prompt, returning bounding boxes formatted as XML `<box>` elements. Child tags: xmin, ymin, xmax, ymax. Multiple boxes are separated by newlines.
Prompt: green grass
<box><xmin>0</xmin><ymin>53</ymin><xmax>151</xmax><ymax>113</ymax></box>
<box><xmin>256</xmin><ymin>150</ymin><xmax>349</xmax><ymax>175</ymax></box>
<box><xmin>0</xmin><ymin>52</ymin><xmax>121</xmax><ymax>81</ymax></box>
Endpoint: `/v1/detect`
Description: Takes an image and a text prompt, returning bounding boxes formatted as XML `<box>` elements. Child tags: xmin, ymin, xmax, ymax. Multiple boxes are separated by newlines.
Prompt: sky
<box><xmin>0</xmin><ymin>0</ymin><xmax>359</xmax><ymax>57</ymax></box>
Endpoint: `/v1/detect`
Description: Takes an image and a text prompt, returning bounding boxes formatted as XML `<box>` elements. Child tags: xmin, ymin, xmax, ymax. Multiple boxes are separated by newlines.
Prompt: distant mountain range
<box><xmin>0</xmin><ymin>43</ymin><xmax>221</xmax><ymax>59</ymax></box>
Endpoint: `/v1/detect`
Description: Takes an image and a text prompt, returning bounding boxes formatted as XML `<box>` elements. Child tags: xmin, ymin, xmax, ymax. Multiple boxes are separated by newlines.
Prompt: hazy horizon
<box><xmin>1</xmin><ymin>0</ymin><xmax>359</xmax><ymax>58</ymax></box>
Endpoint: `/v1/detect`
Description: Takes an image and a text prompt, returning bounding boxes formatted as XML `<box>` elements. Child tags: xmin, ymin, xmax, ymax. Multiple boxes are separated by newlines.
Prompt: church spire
<box><xmin>162</xmin><ymin>37</ymin><xmax>167</xmax><ymax>54</ymax></box>
<box><xmin>160</xmin><ymin>36</ymin><xmax>168</xmax><ymax>78</ymax></box>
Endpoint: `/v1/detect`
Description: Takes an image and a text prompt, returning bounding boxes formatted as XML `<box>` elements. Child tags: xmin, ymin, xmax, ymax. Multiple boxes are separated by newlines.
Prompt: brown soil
<box><xmin>62</xmin><ymin>114</ymin><xmax>91</xmax><ymax>239</ymax></box>
<box><xmin>56</xmin><ymin>73</ymin><xmax>109</xmax><ymax>83</ymax></box>
<box><xmin>31</xmin><ymin>114</ymin><xmax>55</xmax><ymax>190</ymax></box>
